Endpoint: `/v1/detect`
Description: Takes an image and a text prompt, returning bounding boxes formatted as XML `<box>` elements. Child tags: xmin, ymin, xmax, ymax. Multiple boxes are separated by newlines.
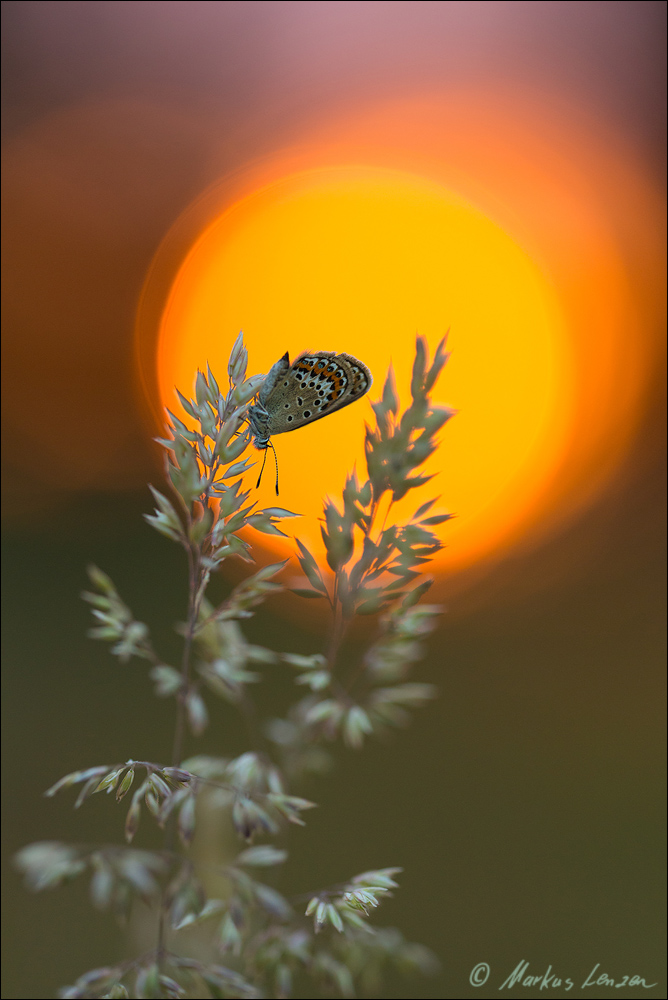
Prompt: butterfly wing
<box><xmin>264</xmin><ymin>351</ymin><xmax>372</xmax><ymax>435</ymax></box>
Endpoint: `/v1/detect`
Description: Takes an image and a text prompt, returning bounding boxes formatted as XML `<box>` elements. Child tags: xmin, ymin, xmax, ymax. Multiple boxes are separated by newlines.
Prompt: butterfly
<box><xmin>248</xmin><ymin>350</ymin><xmax>372</xmax><ymax>491</ymax></box>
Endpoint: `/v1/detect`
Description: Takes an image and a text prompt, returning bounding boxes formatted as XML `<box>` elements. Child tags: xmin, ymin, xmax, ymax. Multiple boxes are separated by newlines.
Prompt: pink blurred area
<box><xmin>3</xmin><ymin>2</ymin><xmax>665</xmax><ymax>142</ymax></box>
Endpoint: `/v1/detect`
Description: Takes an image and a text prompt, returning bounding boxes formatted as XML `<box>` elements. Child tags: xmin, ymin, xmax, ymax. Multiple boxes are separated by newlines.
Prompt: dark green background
<box><xmin>3</xmin><ymin>443</ymin><xmax>665</xmax><ymax>998</ymax></box>
<box><xmin>2</xmin><ymin>3</ymin><xmax>665</xmax><ymax>998</ymax></box>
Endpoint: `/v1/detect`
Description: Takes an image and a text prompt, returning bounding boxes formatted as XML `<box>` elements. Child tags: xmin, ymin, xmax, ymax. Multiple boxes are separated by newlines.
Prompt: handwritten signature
<box><xmin>469</xmin><ymin>960</ymin><xmax>658</xmax><ymax>991</ymax></box>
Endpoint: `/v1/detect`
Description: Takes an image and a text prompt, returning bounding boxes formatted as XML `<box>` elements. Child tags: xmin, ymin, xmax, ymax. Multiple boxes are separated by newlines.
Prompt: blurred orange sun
<box><xmin>145</xmin><ymin>128</ymin><xmax>657</xmax><ymax>582</ymax></box>
<box><xmin>155</xmin><ymin>165</ymin><xmax>569</xmax><ymax>574</ymax></box>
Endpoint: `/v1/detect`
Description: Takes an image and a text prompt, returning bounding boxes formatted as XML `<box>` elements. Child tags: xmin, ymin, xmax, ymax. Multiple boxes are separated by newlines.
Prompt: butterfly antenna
<box><xmin>256</xmin><ymin>446</ymin><xmax>269</xmax><ymax>489</ymax></box>
<box><xmin>270</xmin><ymin>441</ymin><xmax>280</xmax><ymax>496</ymax></box>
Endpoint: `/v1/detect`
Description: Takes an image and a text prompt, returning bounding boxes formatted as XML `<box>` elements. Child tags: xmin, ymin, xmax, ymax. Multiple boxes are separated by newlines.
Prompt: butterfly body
<box><xmin>248</xmin><ymin>350</ymin><xmax>372</xmax><ymax>450</ymax></box>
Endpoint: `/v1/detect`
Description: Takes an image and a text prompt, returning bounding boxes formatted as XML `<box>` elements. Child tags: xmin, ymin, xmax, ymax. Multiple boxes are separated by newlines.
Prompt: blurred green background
<box><xmin>3</xmin><ymin>454</ymin><xmax>665</xmax><ymax>998</ymax></box>
<box><xmin>2</xmin><ymin>3</ymin><xmax>665</xmax><ymax>998</ymax></box>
